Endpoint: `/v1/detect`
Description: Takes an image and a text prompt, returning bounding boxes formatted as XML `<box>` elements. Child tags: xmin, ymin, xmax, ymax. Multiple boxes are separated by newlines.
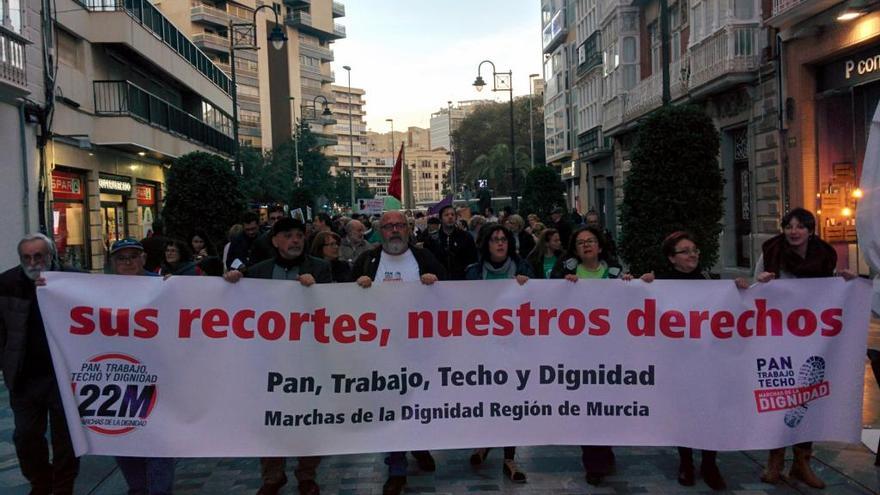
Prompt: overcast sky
<box><xmin>330</xmin><ymin>0</ymin><xmax>544</xmax><ymax>133</ymax></box>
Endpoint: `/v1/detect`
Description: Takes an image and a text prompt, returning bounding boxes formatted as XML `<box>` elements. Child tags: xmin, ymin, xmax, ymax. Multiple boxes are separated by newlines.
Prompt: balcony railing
<box><xmin>94</xmin><ymin>80</ymin><xmax>234</xmax><ymax>155</ymax></box>
<box><xmin>334</xmin><ymin>23</ymin><xmax>346</xmax><ymax>38</ymax></box>
<box><xmin>689</xmin><ymin>24</ymin><xmax>760</xmax><ymax>91</ymax></box>
<box><xmin>332</xmin><ymin>1</ymin><xmax>345</xmax><ymax>17</ymax></box>
<box><xmin>0</xmin><ymin>29</ymin><xmax>27</xmax><ymax>89</ymax></box>
<box><xmin>192</xmin><ymin>32</ymin><xmax>230</xmax><ymax>54</ymax></box>
<box><xmin>76</xmin><ymin>0</ymin><xmax>232</xmax><ymax>96</ymax></box>
<box><xmin>602</xmin><ymin>95</ymin><xmax>623</xmax><ymax>131</ymax></box>
<box><xmin>191</xmin><ymin>2</ymin><xmax>230</xmax><ymax>26</ymax></box>
<box><xmin>772</xmin><ymin>0</ymin><xmax>806</xmax><ymax>16</ymax></box>
<box><xmin>299</xmin><ymin>41</ymin><xmax>334</xmax><ymax>61</ymax></box>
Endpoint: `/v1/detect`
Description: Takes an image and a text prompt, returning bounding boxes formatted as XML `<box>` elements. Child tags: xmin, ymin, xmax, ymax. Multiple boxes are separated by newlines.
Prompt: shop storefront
<box><xmin>51</xmin><ymin>169</ymin><xmax>90</xmax><ymax>270</ymax></box>
<box><xmin>99</xmin><ymin>173</ymin><xmax>133</xmax><ymax>254</ymax></box>
<box><xmin>814</xmin><ymin>43</ymin><xmax>880</xmax><ymax>275</ymax></box>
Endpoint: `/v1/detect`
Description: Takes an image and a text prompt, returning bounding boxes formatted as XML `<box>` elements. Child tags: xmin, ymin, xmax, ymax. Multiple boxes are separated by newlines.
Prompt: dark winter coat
<box><xmin>423</xmin><ymin>227</ymin><xmax>478</xmax><ymax>280</ymax></box>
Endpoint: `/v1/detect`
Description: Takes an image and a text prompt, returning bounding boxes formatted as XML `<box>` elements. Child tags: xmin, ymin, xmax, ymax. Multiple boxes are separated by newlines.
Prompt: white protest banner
<box><xmin>37</xmin><ymin>274</ymin><xmax>871</xmax><ymax>457</ymax></box>
<box><xmin>357</xmin><ymin>198</ymin><xmax>384</xmax><ymax>215</ymax></box>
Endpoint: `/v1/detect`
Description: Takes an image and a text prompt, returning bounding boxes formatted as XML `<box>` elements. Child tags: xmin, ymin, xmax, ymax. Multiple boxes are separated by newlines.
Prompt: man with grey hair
<box><xmin>339</xmin><ymin>218</ymin><xmax>373</xmax><ymax>264</ymax></box>
<box><xmin>350</xmin><ymin>211</ymin><xmax>446</xmax><ymax>495</ymax></box>
<box><xmin>0</xmin><ymin>233</ymin><xmax>79</xmax><ymax>494</ymax></box>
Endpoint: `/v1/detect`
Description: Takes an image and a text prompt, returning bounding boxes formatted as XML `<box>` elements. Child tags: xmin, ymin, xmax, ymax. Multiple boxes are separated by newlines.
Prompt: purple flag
<box><xmin>427</xmin><ymin>195</ymin><xmax>453</xmax><ymax>216</ymax></box>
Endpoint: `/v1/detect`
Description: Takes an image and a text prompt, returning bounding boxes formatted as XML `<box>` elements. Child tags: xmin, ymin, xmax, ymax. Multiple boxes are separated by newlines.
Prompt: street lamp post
<box><xmin>229</xmin><ymin>5</ymin><xmax>288</xmax><ymax>172</ymax></box>
<box><xmin>473</xmin><ymin>60</ymin><xmax>517</xmax><ymax>210</ymax></box>
<box><xmin>289</xmin><ymin>96</ymin><xmax>301</xmax><ymax>186</ymax></box>
<box><xmin>448</xmin><ymin>100</ymin><xmax>456</xmax><ymax>198</ymax></box>
<box><xmin>528</xmin><ymin>73</ymin><xmax>540</xmax><ymax>169</ymax></box>
<box><xmin>290</xmin><ymin>95</ymin><xmax>332</xmax><ymax>186</ymax></box>
<box><xmin>342</xmin><ymin>65</ymin><xmax>354</xmax><ymax>209</ymax></box>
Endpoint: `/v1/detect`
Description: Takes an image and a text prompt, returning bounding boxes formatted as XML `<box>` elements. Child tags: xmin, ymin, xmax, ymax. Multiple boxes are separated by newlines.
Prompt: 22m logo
<box><xmin>72</xmin><ymin>353</ymin><xmax>159</xmax><ymax>435</ymax></box>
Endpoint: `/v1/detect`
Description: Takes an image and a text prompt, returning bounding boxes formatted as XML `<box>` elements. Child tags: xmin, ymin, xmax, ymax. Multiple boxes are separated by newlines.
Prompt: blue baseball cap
<box><xmin>110</xmin><ymin>238</ymin><xmax>144</xmax><ymax>255</ymax></box>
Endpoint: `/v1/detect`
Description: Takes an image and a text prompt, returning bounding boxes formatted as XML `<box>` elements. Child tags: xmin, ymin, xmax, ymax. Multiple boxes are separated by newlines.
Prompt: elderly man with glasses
<box><xmin>350</xmin><ymin>211</ymin><xmax>446</xmax><ymax>495</ymax></box>
<box><xmin>0</xmin><ymin>233</ymin><xmax>80</xmax><ymax>495</ymax></box>
<box><xmin>104</xmin><ymin>239</ymin><xmax>177</xmax><ymax>495</ymax></box>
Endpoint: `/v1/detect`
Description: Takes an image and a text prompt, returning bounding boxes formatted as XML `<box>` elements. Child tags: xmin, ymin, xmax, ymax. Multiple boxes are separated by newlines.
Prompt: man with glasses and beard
<box><xmin>0</xmin><ymin>234</ymin><xmax>80</xmax><ymax>495</ymax></box>
<box><xmin>350</xmin><ymin>211</ymin><xmax>446</xmax><ymax>495</ymax></box>
<box><xmin>223</xmin><ymin>217</ymin><xmax>330</xmax><ymax>495</ymax></box>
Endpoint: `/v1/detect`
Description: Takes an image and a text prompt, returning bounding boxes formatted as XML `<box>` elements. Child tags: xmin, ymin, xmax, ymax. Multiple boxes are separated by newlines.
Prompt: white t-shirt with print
<box><xmin>375</xmin><ymin>249</ymin><xmax>420</xmax><ymax>284</ymax></box>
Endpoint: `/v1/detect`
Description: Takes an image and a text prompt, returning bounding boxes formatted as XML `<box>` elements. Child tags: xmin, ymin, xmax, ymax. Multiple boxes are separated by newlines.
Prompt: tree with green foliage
<box><xmin>519</xmin><ymin>165</ymin><xmax>566</xmax><ymax>220</ymax></box>
<box><xmin>328</xmin><ymin>170</ymin><xmax>373</xmax><ymax>209</ymax></box>
<box><xmin>239</xmin><ymin>126</ymin><xmax>336</xmax><ymax>210</ymax></box>
<box><xmin>452</xmin><ymin>96</ymin><xmax>544</xmax><ymax>193</ymax></box>
<box><xmin>619</xmin><ymin>105</ymin><xmax>723</xmax><ymax>275</ymax></box>
<box><xmin>458</xmin><ymin>143</ymin><xmax>529</xmax><ymax>197</ymax></box>
<box><xmin>162</xmin><ymin>151</ymin><xmax>246</xmax><ymax>249</ymax></box>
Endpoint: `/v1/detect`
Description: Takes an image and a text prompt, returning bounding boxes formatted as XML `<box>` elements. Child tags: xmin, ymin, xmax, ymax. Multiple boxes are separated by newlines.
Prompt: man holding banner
<box><xmin>224</xmin><ymin>217</ymin><xmax>330</xmax><ymax>495</ymax></box>
<box><xmin>352</xmin><ymin>210</ymin><xmax>446</xmax><ymax>495</ymax></box>
<box><xmin>0</xmin><ymin>234</ymin><xmax>79</xmax><ymax>495</ymax></box>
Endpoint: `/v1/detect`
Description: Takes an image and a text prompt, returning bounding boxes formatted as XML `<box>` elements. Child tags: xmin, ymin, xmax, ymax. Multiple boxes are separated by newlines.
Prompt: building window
<box><xmin>3</xmin><ymin>0</ymin><xmax>24</xmax><ymax>34</ymax></box>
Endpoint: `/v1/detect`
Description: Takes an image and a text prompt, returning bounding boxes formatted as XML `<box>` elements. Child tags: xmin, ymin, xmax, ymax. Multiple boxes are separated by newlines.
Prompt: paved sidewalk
<box><xmin>1</xmin><ymin>317</ymin><xmax>878</xmax><ymax>494</ymax></box>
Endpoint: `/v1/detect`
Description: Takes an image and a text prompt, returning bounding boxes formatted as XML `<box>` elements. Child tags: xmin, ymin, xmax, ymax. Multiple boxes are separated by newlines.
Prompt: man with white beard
<box><xmin>350</xmin><ymin>211</ymin><xmax>446</xmax><ymax>495</ymax></box>
<box><xmin>0</xmin><ymin>234</ymin><xmax>79</xmax><ymax>494</ymax></box>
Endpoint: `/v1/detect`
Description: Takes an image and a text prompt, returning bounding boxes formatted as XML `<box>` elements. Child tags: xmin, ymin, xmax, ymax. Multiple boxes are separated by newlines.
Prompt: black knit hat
<box><xmin>272</xmin><ymin>217</ymin><xmax>306</xmax><ymax>236</ymax></box>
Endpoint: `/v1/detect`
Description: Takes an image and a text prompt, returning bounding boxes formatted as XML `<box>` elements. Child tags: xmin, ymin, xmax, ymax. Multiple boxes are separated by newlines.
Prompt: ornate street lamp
<box><xmin>473</xmin><ymin>60</ymin><xmax>517</xmax><ymax>209</ymax></box>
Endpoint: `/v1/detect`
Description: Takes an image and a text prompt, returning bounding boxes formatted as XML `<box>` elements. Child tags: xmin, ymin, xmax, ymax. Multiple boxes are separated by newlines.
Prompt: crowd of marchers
<box><xmin>0</xmin><ymin>202</ymin><xmax>858</xmax><ymax>495</ymax></box>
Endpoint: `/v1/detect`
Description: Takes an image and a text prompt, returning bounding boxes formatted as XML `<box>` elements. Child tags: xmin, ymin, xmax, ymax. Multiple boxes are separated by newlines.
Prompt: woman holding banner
<box><xmin>550</xmin><ymin>226</ymin><xmax>619</xmax><ymax>485</ymax></box>
<box><xmin>464</xmin><ymin>224</ymin><xmax>531</xmax><ymax>483</ymax></box>
<box><xmin>653</xmin><ymin>231</ymin><xmax>730</xmax><ymax>490</ymax></box>
<box><xmin>755</xmin><ymin>207</ymin><xmax>855</xmax><ymax>489</ymax></box>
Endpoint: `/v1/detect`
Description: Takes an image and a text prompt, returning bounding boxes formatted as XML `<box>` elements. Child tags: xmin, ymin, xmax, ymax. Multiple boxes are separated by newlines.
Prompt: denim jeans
<box><xmin>115</xmin><ymin>457</ymin><xmax>175</xmax><ymax>495</ymax></box>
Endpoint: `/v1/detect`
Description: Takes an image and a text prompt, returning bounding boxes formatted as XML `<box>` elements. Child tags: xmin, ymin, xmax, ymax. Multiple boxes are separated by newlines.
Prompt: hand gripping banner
<box><xmin>37</xmin><ymin>273</ymin><xmax>872</xmax><ymax>457</ymax></box>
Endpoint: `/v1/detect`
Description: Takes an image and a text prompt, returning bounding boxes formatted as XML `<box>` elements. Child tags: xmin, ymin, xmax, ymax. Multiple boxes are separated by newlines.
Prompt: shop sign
<box><xmin>819</xmin><ymin>44</ymin><xmax>880</xmax><ymax>92</ymax></box>
<box><xmin>99</xmin><ymin>174</ymin><xmax>132</xmax><ymax>194</ymax></box>
<box><xmin>52</xmin><ymin>170</ymin><xmax>84</xmax><ymax>201</ymax></box>
<box><xmin>137</xmin><ymin>184</ymin><xmax>156</xmax><ymax>206</ymax></box>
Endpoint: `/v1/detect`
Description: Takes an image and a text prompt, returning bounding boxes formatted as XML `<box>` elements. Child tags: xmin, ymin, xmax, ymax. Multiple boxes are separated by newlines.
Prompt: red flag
<box><xmin>387</xmin><ymin>143</ymin><xmax>404</xmax><ymax>200</ymax></box>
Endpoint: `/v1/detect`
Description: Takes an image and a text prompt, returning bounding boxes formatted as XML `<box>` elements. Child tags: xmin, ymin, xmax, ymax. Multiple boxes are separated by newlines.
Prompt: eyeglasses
<box><xmin>576</xmin><ymin>239</ymin><xmax>599</xmax><ymax>247</ymax></box>
<box><xmin>674</xmin><ymin>248</ymin><xmax>700</xmax><ymax>256</ymax></box>
<box><xmin>113</xmin><ymin>254</ymin><xmax>141</xmax><ymax>263</ymax></box>
<box><xmin>489</xmin><ymin>236</ymin><xmax>508</xmax><ymax>244</ymax></box>
<box><xmin>381</xmin><ymin>223</ymin><xmax>407</xmax><ymax>232</ymax></box>
<box><xmin>324</xmin><ymin>242</ymin><xmax>339</xmax><ymax>247</ymax></box>
<box><xmin>20</xmin><ymin>253</ymin><xmax>46</xmax><ymax>263</ymax></box>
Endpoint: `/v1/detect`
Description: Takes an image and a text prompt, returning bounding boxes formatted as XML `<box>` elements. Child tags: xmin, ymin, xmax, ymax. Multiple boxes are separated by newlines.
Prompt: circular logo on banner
<box><xmin>71</xmin><ymin>353</ymin><xmax>159</xmax><ymax>435</ymax></box>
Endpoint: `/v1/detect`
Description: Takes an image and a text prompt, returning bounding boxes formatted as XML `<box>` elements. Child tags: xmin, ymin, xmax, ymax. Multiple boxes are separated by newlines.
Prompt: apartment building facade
<box><xmin>158</xmin><ymin>0</ymin><xmax>345</xmax><ymax>151</ymax></box>
<box><xmin>548</xmin><ymin>0</ymin><xmax>784</xmax><ymax>277</ymax></box>
<box><xmin>0</xmin><ymin>0</ymin><xmax>44</xmax><ymax>268</ymax></box>
<box><xmin>41</xmin><ymin>0</ymin><xmax>236</xmax><ymax>271</ymax></box>
<box><xmin>328</xmin><ymin>83</ymin><xmax>366</xmax><ymax>177</ymax></box>
<box><xmin>542</xmin><ymin>0</ymin><xmax>585</xmax><ymax>210</ymax></box>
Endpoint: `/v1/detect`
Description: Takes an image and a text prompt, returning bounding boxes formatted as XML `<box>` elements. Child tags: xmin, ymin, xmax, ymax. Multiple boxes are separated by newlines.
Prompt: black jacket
<box><xmin>225</xmin><ymin>232</ymin><xmax>260</xmax><ymax>269</ymax></box>
<box><xmin>423</xmin><ymin>227</ymin><xmax>477</xmax><ymax>280</ymax></box>
<box><xmin>351</xmin><ymin>245</ymin><xmax>447</xmax><ymax>281</ymax></box>
<box><xmin>515</xmin><ymin>231</ymin><xmax>536</xmax><ymax>260</ymax></box>
<box><xmin>246</xmin><ymin>255</ymin><xmax>333</xmax><ymax>284</ymax></box>
<box><xmin>0</xmin><ymin>266</ymin><xmax>70</xmax><ymax>392</ymax></box>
